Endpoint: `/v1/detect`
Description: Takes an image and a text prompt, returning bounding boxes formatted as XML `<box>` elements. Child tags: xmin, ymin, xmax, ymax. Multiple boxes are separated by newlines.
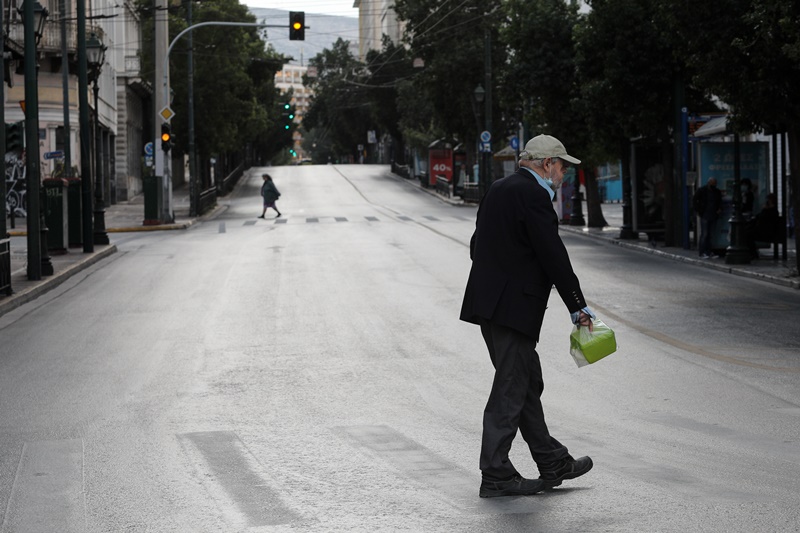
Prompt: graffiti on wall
<box><xmin>5</xmin><ymin>151</ymin><xmax>27</xmax><ymax>218</ymax></box>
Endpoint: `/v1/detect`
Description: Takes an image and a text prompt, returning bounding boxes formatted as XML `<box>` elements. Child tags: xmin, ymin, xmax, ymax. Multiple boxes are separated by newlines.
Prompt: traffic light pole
<box><xmin>159</xmin><ymin>20</ymin><xmax>289</xmax><ymax>217</ymax></box>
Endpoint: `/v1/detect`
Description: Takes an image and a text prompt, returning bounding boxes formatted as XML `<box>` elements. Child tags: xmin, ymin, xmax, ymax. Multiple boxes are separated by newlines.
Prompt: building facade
<box><xmin>353</xmin><ymin>0</ymin><xmax>403</xmax><ymax>61</ymax></box>
<box><xmin>3</xmin><ymin>0</ymin><xmax>146</xmax><ymax>211</ymax></box>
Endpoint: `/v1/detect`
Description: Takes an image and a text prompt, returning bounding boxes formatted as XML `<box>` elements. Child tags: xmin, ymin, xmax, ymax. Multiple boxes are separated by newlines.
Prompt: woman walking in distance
<box><xmin>259</xmin><ymin>174</ymin><xmax>282</xmax><ymax>218</ymax></box>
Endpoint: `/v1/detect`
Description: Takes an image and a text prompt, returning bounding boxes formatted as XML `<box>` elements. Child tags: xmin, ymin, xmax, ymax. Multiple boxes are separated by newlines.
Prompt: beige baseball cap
<box><xmin>522</xmin><ymin>134</ymin><xmax>581</xmax><ymax>165</ymax></box>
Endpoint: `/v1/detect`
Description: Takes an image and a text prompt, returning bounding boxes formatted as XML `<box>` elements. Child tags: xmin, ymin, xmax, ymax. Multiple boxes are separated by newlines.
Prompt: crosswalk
<box><xmin>0</xmin><ymin>425</ymin><xmax>534</xmax><ymax>530</ymax></box>
<box><xmin>250</xmin><ymin>214</ymin><xmax>473</xmax><ymax>225</ymax></box>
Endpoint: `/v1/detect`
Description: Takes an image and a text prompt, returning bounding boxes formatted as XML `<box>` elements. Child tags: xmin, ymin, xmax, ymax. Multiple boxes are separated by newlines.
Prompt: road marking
<box><xmin>306</xmin><ymin>217</ymin><xmax>319</xmax><ymax>223</ymax></box>
<box><xmin>398</xmin><ymin>216</ymin><xmax>412</xmax><ymax>221</ymax></box>
<box><xmin>218</xmin><ymin>222</ymin><xmax>226</xmax><ymax>233</ymax></box>
<box><xmin>243</xmin><ymin>220</ymin><xmax>257</xmax><ymax>226</ymax></box>
<box><xmin>335</xmin><ymin>217</ymin><xmax>347</xmax><ymax>222</ymax></box>
<box><xmin>365</xmin><ymin>216</ymin><xmax>379</xmax><ymax>222</ymax></box>
<box><xmin>179</xmin><ymin>431</ymin><xmax>300</xmax><ymax>527</ymax></box>
<box><xmin>422</xmin><ymin>215</ymin><xmax>439</xmax><ymax>221</ymax></box>
<box><xmin>2</xmin><ymin>439</ymin><xmax>86</xmax><ymax>533</ymax></box>
<box><xmin>275</xmin><ymin>218</ymin><xmax>287</xmax><ymax>224</ymax></box>
<box><xmin>336</xmin><ymin>425</ymin><xmax>540</xmax><ymax>514</ymax></box>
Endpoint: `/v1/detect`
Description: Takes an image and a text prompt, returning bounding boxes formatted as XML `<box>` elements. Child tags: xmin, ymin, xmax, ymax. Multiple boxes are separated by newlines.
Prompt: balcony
<box><xmin>5</xmin><ymin>19</ymin><xmax>101</xmax><ymax>57</ymax></box>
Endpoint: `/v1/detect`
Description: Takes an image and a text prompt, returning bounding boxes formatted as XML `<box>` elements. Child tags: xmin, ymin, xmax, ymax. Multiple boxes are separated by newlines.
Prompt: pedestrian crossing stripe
<box><xmin>247</xmin><ymin>215</ymin><xmax>473</xmax><ymax>225</ymax></box>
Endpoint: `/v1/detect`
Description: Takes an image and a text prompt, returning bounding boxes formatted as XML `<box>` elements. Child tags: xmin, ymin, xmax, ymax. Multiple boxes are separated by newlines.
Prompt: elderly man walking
<box><xmin>461</xmin><ymin>134</ymin><xmax>596</xmax><ymax>498</ymax></box>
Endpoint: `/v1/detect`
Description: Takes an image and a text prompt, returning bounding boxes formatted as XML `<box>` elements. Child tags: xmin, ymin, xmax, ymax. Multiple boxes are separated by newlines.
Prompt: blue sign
<box><xmin>144</xmin><ymin>142</ymin><xmax>154</xmax><ymax>156</ymax></box>
<box><xmin>480</xmin><ymin>130</ymin><xmax>491</xmax><ymax>143</ymax></box>
<box><xmin>44</xmin><ymin>151</ymin><xmax>64</xmax><ymax>160</ymax></box>
<box><xmin>698</xmin><ymin>142</ymin><xmax>769</xmax><ymax>249</ymax></box>
<box><xmin>510</xmin><ymin>136</ymin><xmax>519</xmax><ymax>150</ymax></box>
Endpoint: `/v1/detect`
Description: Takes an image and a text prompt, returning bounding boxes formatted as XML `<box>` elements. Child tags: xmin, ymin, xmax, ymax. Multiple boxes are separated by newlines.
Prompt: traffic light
<box><xmin>5</xmin><ymin>121</ymin><xmax>24</xmax><ymax>153</ymax></box>
<box><xmin>289</xmin><ymin>11</ymin><xmax>305</xmax><ymax>41</ymax></box>
<box><xmin>282</xmin><ymin>103</ymin><xmax>293</xmax><ymax>130</ymax></box>
<box><xmin>160</xmin><ymin>122</ymin><xmax>172</xmax><ymax>152</ymax></box>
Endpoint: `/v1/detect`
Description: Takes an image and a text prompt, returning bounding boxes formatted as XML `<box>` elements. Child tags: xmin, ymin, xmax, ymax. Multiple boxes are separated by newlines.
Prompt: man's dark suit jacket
<box><xmin>460</xmin><ymin>169</ymin><xmax>587</xmax><ymax>341</ymax></box>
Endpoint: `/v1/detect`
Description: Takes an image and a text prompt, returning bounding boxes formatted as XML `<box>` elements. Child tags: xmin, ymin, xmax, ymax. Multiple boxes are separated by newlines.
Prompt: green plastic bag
<box><xmin>569</xmin><ymin>319</ymin><xmax>617</xmax><ymax>367</ymax></box>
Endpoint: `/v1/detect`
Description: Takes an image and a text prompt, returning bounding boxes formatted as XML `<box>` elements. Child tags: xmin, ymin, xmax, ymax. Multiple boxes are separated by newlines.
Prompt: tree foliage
<box><xmin>303</xmin><ymin>0</ymin><xmax>799</xmax><ymax>261</ymax></box>
<box><xmin>136</xmin><ymin>0</ymin><xmax>291</xmax><ymax>164</ymax></box>
<box><xmin>658</xmin><ymin>0</ymin><xmax>800</xmax><ymax>268</ymax></box>
<box><xmin>303</xmin><ymin>38</ymin><xmax>374</xmax><ymax>161</ymax></box>
<box><xmin>393</xmin><ymin>0</ymin><xmax>506</xmax><ymax>147</ymax></box>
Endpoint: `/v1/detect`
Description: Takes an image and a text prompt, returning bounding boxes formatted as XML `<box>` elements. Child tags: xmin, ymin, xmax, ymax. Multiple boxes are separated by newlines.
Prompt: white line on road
<box><xmin>1</xmin><ymin>439</ymin><xmax>86</xmax><ymax>533</ymax></box>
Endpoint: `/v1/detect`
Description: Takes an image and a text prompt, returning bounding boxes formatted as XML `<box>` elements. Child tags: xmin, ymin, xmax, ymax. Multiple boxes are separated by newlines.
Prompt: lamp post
<box><xmin>725</xmin><ymin>133</ymin><xmax>751</xmax><ymax>264</ymax></box>
<box><xmin>19</xmin><ymin>0</ymin><xmax>51</xmax><ymax>279</ymax></box>
<box><xmin>86</xmin><ymin>33</ymin><xmax>108</xmax><ymax>245</ymax></box>
<box><xmin>474</xmin><ymin>85</ymin><xmax>486</xmax><ymax>196</ymax></box>
<box><xmin>77</xmin><ymin>0</ymin><xmax>93</xmax><ymax>253</ymax></box>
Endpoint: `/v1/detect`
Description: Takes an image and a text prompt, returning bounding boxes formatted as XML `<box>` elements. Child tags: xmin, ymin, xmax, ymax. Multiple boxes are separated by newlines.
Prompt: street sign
<box><xmin>144</xmin><ymin>142</ymin><xmax>154</xmax><ymax>156</ymax></box>
<box><xmin>481</xmin><ymin>142</ymin><xmax>492</xmax><ymax>153</ymax></box>
<box><xmin>480</xmin><ymin>130</ymin><xmax>491</xmax><ymax>143</ymax></box>
<box><xmin>510</xmin><ymin>136</ymin><xmax>519</xmax><ymax>150</ymax></box>
<box><xmin>44</xmin><ymin>150</ymin><xmax>64</xmax><ymax>160</ymax></box>
<box><xmin>160</xmin><ymin>106</ymin><xmax>175</xmax><ymax>121</ymax></box>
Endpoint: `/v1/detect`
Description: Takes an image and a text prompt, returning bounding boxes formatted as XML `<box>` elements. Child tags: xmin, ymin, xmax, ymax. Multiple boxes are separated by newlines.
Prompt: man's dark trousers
<box><xmin>479</xmin><ymin>319</ymin><xmax>569</xmax><ymax>480</ymax></box>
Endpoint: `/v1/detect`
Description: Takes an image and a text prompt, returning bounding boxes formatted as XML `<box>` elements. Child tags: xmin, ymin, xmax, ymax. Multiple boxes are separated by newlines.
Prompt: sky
<box><xmin>243</xmin><ymin>1</ymin><xmax>359</xmax><ymax>18</ymax></box>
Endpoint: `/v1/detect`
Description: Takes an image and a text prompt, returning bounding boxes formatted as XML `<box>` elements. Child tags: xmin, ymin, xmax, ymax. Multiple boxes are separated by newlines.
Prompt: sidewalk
<box><xmin>390</xmin><ymin>171</ymin><xmax>799</xmax><ymax>290</ymax></box>
<box><xmin>1</xmin><ymin>182</ymin><xmax>227</xmax><ymax>317</ymax></box>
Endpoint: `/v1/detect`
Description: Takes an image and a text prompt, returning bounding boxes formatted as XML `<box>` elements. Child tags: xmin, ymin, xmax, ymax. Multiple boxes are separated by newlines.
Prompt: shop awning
<box><xmin>693</xmin><ymin>116</ymin><xmax>729</xmax><ymax>137</ymax></box>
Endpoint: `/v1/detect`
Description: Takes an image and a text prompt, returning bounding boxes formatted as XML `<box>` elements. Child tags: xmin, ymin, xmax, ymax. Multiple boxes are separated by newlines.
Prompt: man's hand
<box><xmin>578</xmin><ymin>310</ymin><xmax>594</xmax><ymax>332</ymax></box>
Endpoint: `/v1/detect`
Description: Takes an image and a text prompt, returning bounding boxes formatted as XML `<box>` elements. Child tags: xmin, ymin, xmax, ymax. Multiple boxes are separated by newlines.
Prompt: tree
<box><xmin>303</xmin><ymin>38</ymin><xmax>375</xmax><ymax>161</ymax></box>
<box><xmin>136</xmin><ymin>0</ymin><xmax>291</xmax><ymax>170</ymax></box>
<box><xmin>393</xmin><ymin>0</ymin><xmax>506</xmax><ymax>163</ymax></box>
<box><xmin>499</xmin><ymin>0</ymin><xmax>611</xmax><ymax>227</ymax></box>
<box><xmin>364</xmin><ymin>37</ymin><xmax>416</xmax><ymax>163</ymax></box>
<box><xmin>574</xmin><ymin>0</ymin><xmax>716</xmax><ymax>241</ymax></box>
<box><xmin>660</xmin><ymin>0</ymin><xmax>800</xmax><ymax>270</ymax></box>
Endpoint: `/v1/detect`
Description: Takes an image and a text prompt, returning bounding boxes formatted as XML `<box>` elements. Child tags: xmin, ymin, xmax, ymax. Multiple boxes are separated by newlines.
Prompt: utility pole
<box><xmin>78</xmin><ymin>0</ymin><xmax>93</xmax><ymax>252</ymax></box>
<box><xmin>187</xmin><ymin>0</ymin><xmax>197</xmax><ymax>216</ymax></box>
<box><xmin>483</xmin><ymin>27</ymin><xmax>492</xmax><ymax>188</ymax></box>
<box><xmin>60</xmin><ymin>0</ymin><xmax>71</xmax><ymax>176</ymax></box>
<box><xmin>154</xmin><ymin>0</ymin><xmax>172</xmax><ymax>223</ymax></box>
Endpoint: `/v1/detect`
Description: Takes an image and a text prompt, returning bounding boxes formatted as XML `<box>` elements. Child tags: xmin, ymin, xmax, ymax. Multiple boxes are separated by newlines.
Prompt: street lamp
<box><xmin>18</xmin><ymin>0</ymin><xmax>49</xmax><ymax>45</ymax></box>
<box><xmin>19</xmin><ymin>0</ymin><xmax>51</xmax><ymax>279</ymax></box>
<box><xmin>86</xmin><ymin>32</ymin><xmax>109</xmax><ymax>245</ymax></box>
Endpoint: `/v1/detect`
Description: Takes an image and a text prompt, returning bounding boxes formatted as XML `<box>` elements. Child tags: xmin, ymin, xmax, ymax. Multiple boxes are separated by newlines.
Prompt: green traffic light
<box><xmin>284</xmin><ymin>103</ymin><xmax>290</xmax><ymax>110</ymax></box>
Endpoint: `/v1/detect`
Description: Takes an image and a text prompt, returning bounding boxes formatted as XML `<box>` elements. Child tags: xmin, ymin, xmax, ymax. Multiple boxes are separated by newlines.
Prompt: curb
<box><xmin>385</xmin><ymin>171</ymin><xmax>471</xmax><ymax>207</ymax></box>
<box><xmin>560</xmin><ymin>226</ymin><xmax>800</xmax><ymax>290</ymax></box>
<box><xmin>107</xmin><ymin>221</ymin><xmax>194</xmax><ymax>233</ymax></box>
<box><xmin>0</xmin><ymin>244</ymin><xmax>118</xmax><ymax>317</ymax></box>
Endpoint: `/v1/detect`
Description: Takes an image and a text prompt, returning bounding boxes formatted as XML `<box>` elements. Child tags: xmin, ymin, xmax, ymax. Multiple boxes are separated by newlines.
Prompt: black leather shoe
<box><xmin>538</xmin><ymin>455</ymin><xmax>593</xmax><ymax>488</ymax></box>
<box><xmin>479</xmin><ymin>474</ymin><xmax>545</xmax><ymax>498</ymax></box>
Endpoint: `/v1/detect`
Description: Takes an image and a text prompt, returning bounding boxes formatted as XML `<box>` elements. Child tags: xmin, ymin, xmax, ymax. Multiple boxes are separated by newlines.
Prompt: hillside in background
<box><xmin>247</xmin><ymin>8</ymin><xmax>359</xmax><ymax>66</ymax></box>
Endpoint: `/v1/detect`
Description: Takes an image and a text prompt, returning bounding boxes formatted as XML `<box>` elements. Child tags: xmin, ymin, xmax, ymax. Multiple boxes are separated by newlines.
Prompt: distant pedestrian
<box><xmin>259</xmin><ymin>174</ymin><xmax>282</xmax><ymax>218</ymax></box>
<box><xmin>461</xmin><ymin>134</ymin><xmax>596</xmax><ymax>499</ymax></box>
<box><xmin>693</xmin><ymin>177</ymin><xmax>722</xmax><ymax>258</ymax></box>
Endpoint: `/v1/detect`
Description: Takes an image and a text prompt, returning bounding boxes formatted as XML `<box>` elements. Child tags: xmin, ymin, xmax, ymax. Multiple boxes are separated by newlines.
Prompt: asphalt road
<box><xmin>1</xmin><ymin>164</ymin><xmax>798</xmax><ymax>532</ymax></box>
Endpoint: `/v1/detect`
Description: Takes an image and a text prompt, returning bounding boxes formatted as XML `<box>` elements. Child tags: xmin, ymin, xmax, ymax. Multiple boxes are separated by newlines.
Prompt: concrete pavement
<box><xmin>0</xmin><ymin>179</ymin><xmax>228</xmax><ymax>317</ymax></box>
<box><xmin>1</xmin><ymin>166</ymin><xmax>797</xmax><ymax>318</ymax></box>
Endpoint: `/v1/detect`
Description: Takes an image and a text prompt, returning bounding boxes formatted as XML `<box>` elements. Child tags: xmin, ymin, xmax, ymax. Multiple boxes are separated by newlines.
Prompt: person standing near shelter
<box><xmin>259</xmin><ymin>174</ymin><xmax>282</xmax><ymax>218</ymax></box>
<box><xmin>460</xmin><ymin>134</ymin><xmax>596</xmax><ymax>498</ymax></box>
<box><xmin>693</xmin><ymin>177</ymin><xmax>722</xmax><ymax>258</ymax></box>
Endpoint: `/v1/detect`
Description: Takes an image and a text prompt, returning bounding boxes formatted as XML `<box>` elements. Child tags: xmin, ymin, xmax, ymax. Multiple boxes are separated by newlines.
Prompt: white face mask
<box><xmin>546</xmin><ymin>162</ymin><xmax>559</xmax><ymax>191</ymax></box>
